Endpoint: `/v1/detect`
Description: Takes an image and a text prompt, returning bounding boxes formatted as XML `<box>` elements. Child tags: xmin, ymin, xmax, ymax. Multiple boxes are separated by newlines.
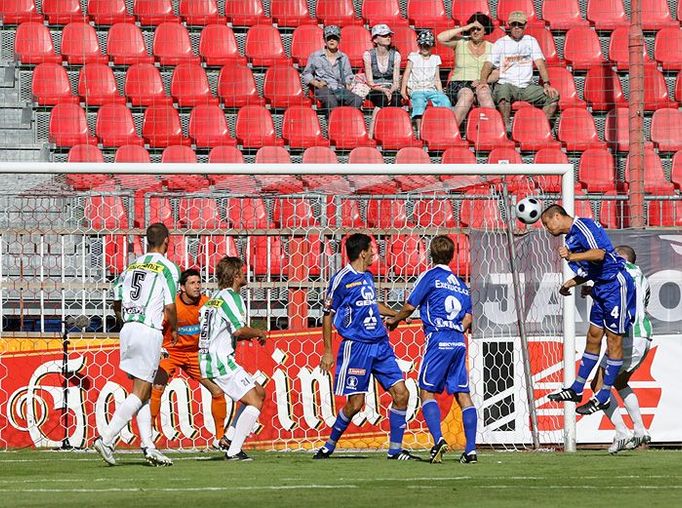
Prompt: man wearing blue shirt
<box><xmin>314</xmin><ymin>233</ymin><xmax>420</xmax><ymax>461</ymax></box>
<box><xmin>542</xmin><ymin>205</ymin><xmax>635</xmax><ymax>415</ymax></box>
<box><xmin>387</xmin><ymin>236</ymin><xmax>477</xmax><ymax>464</ymax></box>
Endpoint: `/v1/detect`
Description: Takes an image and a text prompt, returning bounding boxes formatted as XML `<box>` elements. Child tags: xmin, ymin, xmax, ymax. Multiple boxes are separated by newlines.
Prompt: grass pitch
<box><xmin>1</xmin><ymin>448</ymin><xmax>680</xmax><ymax>507</ymax></box>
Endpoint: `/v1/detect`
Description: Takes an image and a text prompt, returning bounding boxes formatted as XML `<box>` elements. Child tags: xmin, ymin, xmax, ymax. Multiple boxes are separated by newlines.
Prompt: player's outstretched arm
<box><xmin>559</xmin><ymin>276</ymin><xmax>589</xmax><ymax>296</ymax></box>
<box><xmin>233</xmin><ymin>327</ymin><xmax>267</xmax><ymax>345</ymax></box>
<box><xmin>164</xmin><ymin>303</ymin><xmax>178</xmax><ymax>345</ymax></box>
<box><xmin>320</xmin><ymin>314</ymin><xmax>334</xmax><ymax>372</ymax></box>
<box><xmin>378</xmin><ymin>302</ymin><xmax>398</xmax><ymax>318</ymax></box>
<box><xmin>385</xmin><ymin>303</ymin><xmax>416</xmax><ymax>331</ymax></box>
<box><xmin>559</xmin><ymin>246</ymin><xmax>606</xmax><ymax>263</ymax></box>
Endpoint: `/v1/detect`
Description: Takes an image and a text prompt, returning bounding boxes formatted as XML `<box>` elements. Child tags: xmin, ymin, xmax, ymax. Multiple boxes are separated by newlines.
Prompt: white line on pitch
<box><xmin>0</xmin><ymin>485</ymin><xmax>359</xmax><ymax>493</ymax></box>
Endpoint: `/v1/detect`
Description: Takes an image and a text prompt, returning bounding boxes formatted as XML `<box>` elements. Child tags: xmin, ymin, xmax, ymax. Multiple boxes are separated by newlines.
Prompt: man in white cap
<box><xmin>479</xmin><ymin>11</ymin><xmax>559</xmax><ymax>132</ymax></box>
<box><xmin>302</xmin><ymin>25</ymin><xmax>364</xmax><ymax>114</ymax></box>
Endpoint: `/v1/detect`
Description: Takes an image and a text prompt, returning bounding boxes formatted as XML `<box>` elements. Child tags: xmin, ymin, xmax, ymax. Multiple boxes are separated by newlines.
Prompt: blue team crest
<box><xmin>346</xmin><ymin>376</ymin><xmax>358</xmax><ymax>388</ymax></box>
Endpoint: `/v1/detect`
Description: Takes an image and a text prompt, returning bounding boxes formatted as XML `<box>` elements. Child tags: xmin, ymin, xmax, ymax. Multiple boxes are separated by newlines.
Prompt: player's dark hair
<box><xmin>216</xmin><ymin>256</ymin><xmax>244</xmax><ymax>289</ymax></box>
<box><xmin>147</xmin><ymin>222</ymin><xmax>169</xmax><ymax>248</ymax></box>
<box><xmin>179</xmin><ymin>268</ymin><xmax>201</xmax><ymax>286</ymax></box>
<box><xmin>615</xmin><ymin>245</ymin><xmax>636</xmax><ymax>263</ymax></box>
<box><xmin>345</xmin><ymin>233</ymin><xmax>372</xmax><ymax>262</ymax></box>
<box><xmin>430</xmin><ymin>235</ymin><xmax>455</xmax><ymax>265</ymax></box>
<box><xmin>541</xmin><ymin>204</ymin><xmax>568</xmax><ymax>219</ymax></box>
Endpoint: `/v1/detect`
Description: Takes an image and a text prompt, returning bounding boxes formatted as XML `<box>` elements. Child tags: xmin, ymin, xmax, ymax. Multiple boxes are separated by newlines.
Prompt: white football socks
<box><xmin>136</xmin><ymin>400</ymin><xmax>155</xmax><ymax>449</ymax></box>
<box><xmin>603</xmin><ymin>390</ymin><xmax>629</xmax><ymax>437</ymax></box>
<box><xmin>226</xmin><ymin>405</ymin><xmax>260</xmax><ymax>457</ymax></box>
<box><xmin>619</xmin><ymin>386</ymin><xmax>646</xmax><ymax>435</ymax></box>
<box><xmin>102</xmin><ymin>394</ymin><xmax>143</xmax><ymax>447</ymax></box>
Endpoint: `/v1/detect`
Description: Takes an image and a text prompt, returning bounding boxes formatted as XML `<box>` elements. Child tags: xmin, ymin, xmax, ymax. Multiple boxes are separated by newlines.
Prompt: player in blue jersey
<box><xmin>313</xmin><ymin>233</ymin><xmax>421</xmax><ymax>461</ymax></box>
<box><xmin>541</xmin><ymin>205</ymin><xmax>636</xmax><ymax>415</ymax></box>
<box><xmin>386</xmin><ymin>235</ymin><xmax>478</xmax><ymax>464</ymax></box>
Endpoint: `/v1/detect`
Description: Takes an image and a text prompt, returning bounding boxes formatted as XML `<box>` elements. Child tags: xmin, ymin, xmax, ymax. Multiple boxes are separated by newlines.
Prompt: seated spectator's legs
<box><xmin>409</xmin><ymin>90</ymin><xmax>429</xmax><ymax>138</ymax></box>
<box><xmin>424</xmin><ymin>90</ymin><xmax>452</xmax><ymax>109</ymax></box>
<box><xmin>475</xmin><ymin>84</ymin><xmax>495</xmax><ymax>109</ymax></box>
<box><xmin>493</xmin><ymin>83</ymin><xmax>520</xmax><ymax>132</ymax></box>
<box><xmin>315</xmin><ymin>88</ymin><xmax>340</xmax><ymax>115</ymax></box>
<box><xmin>368</xmin><ymin>90</ymin><xmax>401</xmax><ymax>108</ymax></box>
<box><xmin>446</xmin><ymin>82</ymin><xmax>475</xmax><ymax>127</ymax></box>
<box><xmin>520</xmin><ymin>84</ymin><xmax>559</xmax><ymax>123</ymax></box>
<box><xmin>337</xmin><ymin>88</ymin><xmax>365</xmax><ymax>108</ymax></box>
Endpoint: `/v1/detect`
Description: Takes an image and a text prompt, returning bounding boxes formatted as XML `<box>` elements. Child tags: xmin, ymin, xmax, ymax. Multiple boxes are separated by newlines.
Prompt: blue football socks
<box><xmin>387</xmin><ymin>406</ymin><xmax>407</xmax><ymax>456</ymax></box>
<box><xmin>570</xmin><ymin>352</ymin><xmax>599</xmax><ymax>395</ymax></box>
<box><xmin>462</xmin><ymin>406</ymin><xmax>478</xmax><ymax>454</ymax></box>
<box><xmin>596</xmin><ymin>357</ymin><xmax>624</xmax><ymax>405</ymax></box>
<box><xmin>324</xmin><ymin>409</ymin><xmax>351</xmax><ymax>452</ymax></box>
<box><xmin>421</xmin><ymin>399</ymin><xmax>442</xmax><ymax>444</ymax></box>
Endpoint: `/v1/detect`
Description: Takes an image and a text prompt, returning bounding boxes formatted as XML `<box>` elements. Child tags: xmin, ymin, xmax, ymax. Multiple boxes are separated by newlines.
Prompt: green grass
<box><xmin>1</xmin><ymin>448</ymin><xmax>681</xmax><ymax>507</ymax></box>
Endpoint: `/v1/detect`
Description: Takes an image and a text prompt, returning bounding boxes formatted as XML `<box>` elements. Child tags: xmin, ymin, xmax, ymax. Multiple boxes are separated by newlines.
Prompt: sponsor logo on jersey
<box><xmin>345</xmin><ymin>281</ymin><xmax>362</xmax><ymax>289</ymax></box>
<box><xmin>127</xmin><ymin>262</ymin><xmax>166</xmax><ymax>273</ymax></box>
<box><xmin>178</xmin><ymin>324</ymin><xmax>200</xmax><ymax>335</ymax></box>
<box><xmin>204</xmin><ymin>299</ymin><xmax>223</xmax><ymax>308</ymax></box>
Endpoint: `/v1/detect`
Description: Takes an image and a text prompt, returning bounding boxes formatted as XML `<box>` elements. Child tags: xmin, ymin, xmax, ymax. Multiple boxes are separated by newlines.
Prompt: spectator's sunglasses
<box><xmin>509</xmin><ymin>22</ymin><xmax>526</xmax><ymax>28</ymax></box>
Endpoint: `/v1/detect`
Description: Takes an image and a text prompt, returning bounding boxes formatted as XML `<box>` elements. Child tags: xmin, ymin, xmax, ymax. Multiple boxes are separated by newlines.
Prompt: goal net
<box><xmin>0</xmin><ymin>163</ymin><xmax>575</xmax><ymax>452</ymax></box>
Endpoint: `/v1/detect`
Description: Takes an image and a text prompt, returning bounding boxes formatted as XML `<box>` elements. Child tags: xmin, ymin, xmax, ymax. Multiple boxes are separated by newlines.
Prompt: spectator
<box><xmin>301</xmin><ymin>25</ymin><xmax>364</xmax><ymax>114</ymax></box>
<box><xmin>363</xmin><ymin>24</ymin><xmax>402</xmax><ymax>108</ymax></box>
<box><xmin>401</xmin><ymin>30</ymin><xmax>451</xmax><ymax>139</ymax></box>
<box><xmin>438</xmin><ymin>12</ymin><xmax>497</xmax><ymax>127</ymax></box>
<box><xmin>479</xmin><ymin>11</ymin><xmax>559</xmax><ymax>133</ymax></box>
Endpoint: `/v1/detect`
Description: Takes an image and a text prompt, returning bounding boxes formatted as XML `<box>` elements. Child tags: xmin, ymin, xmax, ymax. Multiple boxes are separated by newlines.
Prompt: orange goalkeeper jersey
<box><xmin>162</xmin><ymin>294</ymin><xmax>209</xmax><ymax>351</ymax></box>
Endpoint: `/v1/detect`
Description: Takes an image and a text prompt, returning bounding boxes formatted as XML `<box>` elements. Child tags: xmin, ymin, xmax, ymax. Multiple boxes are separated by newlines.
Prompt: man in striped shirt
<box><xmin>199</xmin><ymin>256</ymin><xmax>267</xmax><ymax>461</ymax></box>
<box><xmin>94</xmin><ymin>223</ymin><xmax>180</xmax><ymax>467</ymax></box>
<box><xmin>585</xmin><ymin>245</ymin><xmax>653</xmax><ymax>454</ymax></box>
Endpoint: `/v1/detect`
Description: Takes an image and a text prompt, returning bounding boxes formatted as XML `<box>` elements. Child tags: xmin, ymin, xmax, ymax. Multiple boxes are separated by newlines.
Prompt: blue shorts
<box><xmin>590</xmin><ymin>271</ymin><xmax>635</xmax><ymax>335</ymax></box>
<box><xmin>418</xmin><ymin>332</ymin><xmax>470</xmax><ymax>394</ymax></box>
<box><xmin>334</xmin><ymin>339</ymin><xmax>404</xmax><ymax>396</ymax></box>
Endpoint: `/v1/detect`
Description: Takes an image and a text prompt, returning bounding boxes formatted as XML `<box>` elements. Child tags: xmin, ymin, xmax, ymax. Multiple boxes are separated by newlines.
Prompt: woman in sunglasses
<box><xmin>437</xmin><ymin>12</ymin><xmax>497</xmax><ymax>128</ymax></box>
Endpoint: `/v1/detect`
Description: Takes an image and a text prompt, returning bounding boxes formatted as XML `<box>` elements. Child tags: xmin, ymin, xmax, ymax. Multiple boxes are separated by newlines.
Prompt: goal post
<box><xmin>0</xmin><ymin>162</ymin><xmax>576</xmax><ymax>452</ymax></box>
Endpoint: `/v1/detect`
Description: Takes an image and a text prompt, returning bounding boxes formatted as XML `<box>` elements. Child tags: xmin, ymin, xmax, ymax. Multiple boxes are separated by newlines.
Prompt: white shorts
<box><xmin>599</xmin><ymin>334</ymin><xmax>651</xmax><ymax>374</ymax></box>
<box><xmin>119</xmin><ymin>321</ymin><xmax>163</xmax><ymax>383</ymax></box>
<box><xmin>212</xmin><ymin>364</ymin><xmax>256</xmax><ymax>402</ymax></box>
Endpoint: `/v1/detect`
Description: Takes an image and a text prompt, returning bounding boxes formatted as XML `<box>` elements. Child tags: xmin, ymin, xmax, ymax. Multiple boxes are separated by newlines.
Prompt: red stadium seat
<box><xmin>153</xmin><ymin>22</ymin><xmax>200</xmax><ymax>66</ymax></box>
<box><xmin>654</xmin><ymin>27</ymin><xmax>682</xmax><ymax>71</ymax></box>
<box><xmin>541</xmin><ymin>0</ymin><xmax>589</xmax><ymax>30</ymax></box>
<box><xmin>558</xmin><ymin>107</ymin><xmax>607</xmax><ymax>151</ymax></box>
<box><xmin>68</xmin><ymin>144</ymin><xmax>104</xmax><ymax>162</ymax></box>
<box><xmin>496</xmin><ymin>0</ymin><xmax>541</xmax><ymax>26</ymax></box>
<box><xmin>583</xmin><ymin>65</ymin><xmax>628</xmax><ymax>111</ymax></box>
<box><xmin>235</xmin><ymin>105</ymin><xmax>283</xmax><ymax>148</ymax></box>
<box><xmin>597</xmin><ymin>190</ymin><xmax>621</xmax><ymax>229</ymax></box>
<box><xmin>414</xmin><ymin>198</ymin><xmax>456</xmax><ymax>227</ymax></box>
<box><xmin>302</xmin><ymin>146</ymin><xmax>338</xmax><ymax>163</ymax></box>
<box><xmin>107</xmin><ymin>23</ymin><xmax>155</xmax><ymax>65</ymax></box>
<box><xmin>651</xmin><ymin>109</ymin><xmax>682</xmax><ymax>152</ymax></box>
<box><xmin>199</xmin><ymin>24</ymin><xmax>245</xmax><ymax>66</ymax></box>
<box><xmin>218</xmin><ymin>63</ymin><xmax>266</xmax><ymax>108</ymax></box>
<box><xmin>78</xmin><ymin>63</ymin><xmax>125</xmax><ymax>106</ymax></box>
<box><xmin>431</xmin><ymin>23</ymin><xmax>456</xmax><ymax>69</ymax></box>
<box><xmin>420</xmin><ymin>107</ymin><xmax>468</xmax><ymax>151</ymax></box>
<box><xmin>273</xmin><ymin>197</ymin><xmax>318</xmax><ymax>228</ymax></box>
<box><xmin>347</xmin><ymin>147</ymin><xmax>398</xmax><ymax>194</ymax></box>
<box><xmin>525</xmin><ymin>26</ymin><xmax>562</xmax><ymax>66</ymax></box>
<box><xmin>32</xmin><ymin>63</ymin><xmax>77</xmax><ymax>105</ymax></box>
<box><xmin>362</xmin><ymin>0</ymin><xmax>408</xmax><ymax>26</ymax></box>
<box><xmin>604</xmin><ymin>107</ymin><xmax>648</xmax><ymax>153</ymax></box>
<box><xmin>348</xmin><ymin>146</ymin><xmax>384</xmax><ymax>163</ymax></box>
<box><xmin>115</xmin><ymin>144</ymin><xmax>150</xmax><ymax>162</ymax></box>
<box><xmin>563</xmin><ymin>26</ymin><xmax>606</xmax><ymax>71</ymax></box>
<box><xmin>648</xmin><ymin>195</ymin><xmax>682</xmax><ymax>227</ymax></box>
<box><xmin>373</xmin><ymin>107</ymin><xmax>422</xmax><ymax>150</ymax></box>
<box><xmin>644</xmin><ymin>63</ymin><xmax>678</xmax><ymax>110</ymax></box>
<box><xmin>339</xmin><ymin>25</ymin><xmax>373</xmax><ymax>68</ymax></box>
<box><xmin>407</xmin><ymin>0</ymin><xmax>451</xmax><ymax>27</ymax></box>
<box><xmin>88</xmin><ymin>0</ymin><xmax>135</xmax><ymax>24</ymax></box>
<box><xmin>448</xmin><ymin>233</ymin><xmax>470</xmax><ymax>278</ymax></box>
<box><xmin>488</xmin><ymin>146</ymin><xmax>522</xmax><ymax>164</ymax></box>
<box><xmin>388</xmin><ymin>235</ymin><xmax>428</xmax><ymax>276</ymax></box>
<box><xmin>178</xmin><ymin>197</ymin><xmax>224</xmax><ymax>229</ymax></box>
<box><xmin>166</xmin><ymin>235</ymin><xmax>189</xmax><ymax>266</ymax></box>
<box><xmin>270</xmin><ymin>0</ymin><xmax>315</xmax><ymax>27</ymax></box>
<box><xmin>0</xmin><ymin>0</ymin><xmax>42</xmax><ymax>24</ymax></box>
<box><xmin>142</xmin><ymin>104</ymin><xmax>191</xmax><ymax>148</ymax></box>
<box><xmin>459</xmin><ymin>195</ymin><xmax>505</xmax><ymax>229</ymax></box>
<box><xmin>672</xmin><ymin>151</ymin><xmax>682</xmax><ymax>189</ymax></box>
<box><xmin>326</xmin><ymin>198</ymin><xmax>363</xmax><ymax>226</ymax></box>
<box><xmin>228</xmin><ymin>197</ymin><xmax>273</xmax><ymax>229</ymax></box>
<box><xmin>316</xmin><ymin>0</ymin><xmax>362</xmax><ymax>26</ymax></box>
<box><xmin>578</xmin><ymin>148</ymin><xmax>616</xmax><ymax>192</ymax></box>
<box><xmin>197</xmin><ymin>236</ymin><xmax>239</xmax><ymax>272</ymax></box>
<box><xmin>248</xmin><ymin>236</ymin><xmax>284</xmax><ymax>277</ymax></box>
<box><xmin>170</xmin><ymin>62</ymin><xmax>219</xmax><ymax>107</ymax></box>
<box><xmin>586</xmin><ymin>0</ymin><xmax>628</xmax><ymax>30</ymax></box>
<box><xmin>189</xmin><ymin>104</ymin><xmax>237</xmax><ymax>147</ymax></box>
<box><xmin>485</xmin><ymin>26</ymin><xmax>507</xmax><ymax>43</ymax></box>
<box><xmin>224</xmin><ymin>0</ymin><xmax>270</xmax><ymax>26</ymax></box>
<box><xmin>15</xmin><ymin>22</ymin><xmax>62</xmax><ymax>64</ymax></box>
<box><xmin>179</xmin><ymin>0</ymin><xmax>225</xmax><ymax>25</ymax></box>
<box><xmin>245</xmin><ymin>24</ymin><xmax>291</xmax><ymax>67</ymax></box>
<box><xmin>290</xmin><ymin>25</ymin><xmax>324</xmax><ymax>67</ymax></box>
<box><xmin>367</xmin><ymin>199</ymin><xmax>411</xmax><ymax>228</ymax></box>
<box><xmin>125</xmin><ymin>63</ymin><xmax>173</xmax><ymax>107</ymax></box>
<box><xmin>609</xmin><ymin>26</ymin><xmax>650</xmax><ymax>71</ymax></box>
<box><xmin>264</xmin><ymin>65</ymin><xmax>311</xmax><ymax>108</ymax></box>
<box><xmin>545</xmin><ymin>66</ymin><xmax>587</xmax><ymax>110</ymax></box>
<box><xmin>208</xmin><ymin>145</ymin><xmax>244</xmax><ymax>163</ymax></box>
<box><xmin>85</xmin><ymin>196</ymin><xmax>128</xmax><ymax>229</ymax></box>
<box><xmin>161</xmin><ymin>145</ymin><xmax>197</xmax><ymax>163</ymax></box>
<box><xmin>392</xmin><ymin>26</ymin><xmax>418</xmax><ymax>68</ymax></box>
<box><xmin>328</xmin><ymin>107</ymin><xmax>376</xmax><ymax>149</ymax></box>
<box><xmin>451</xmin><ymin>0</ymin><xmax>490</xmax><ymax>24</ymax></box>
<box><xmin>256</xmin><ymin>173</ymin><xmax>306</xmax><ymax>195</ymax></box>
<box><xmin>533</xmin><ymin>148</ymin><xmax>566</xmax><ymax>193</ymax></box>
<box><xmin>97</xmin><ymin>103</ymin><xmax>144</xmax><ymax>147</ymax></box>
<box><xmin>395</xmin><ymin>147</ymin><xmax>431</xmax><ymax>164</ymax></box>
<box><xmin>511</xmin><ymin>107</ymin><xmax>561</xmax><ymax>151</ymax></box>
<box><xmin>254</xmin><ymin>145</ymin><xmax>291</xmax><ymax>163</ymax></box>
<box><xmin>641</xmin><ymin>0</ymin><xmax>677</xmax><ymax>30</ymax></box>
<box><xmin>281</xmin><ymin>106</ymin><xmax>329</xmax><ymax>148</ymax></box>
<box><xmin>395</xmin><ymin>148</ymin><xmax>436</xmax><ymax>191</ymax></box>
<box><xmin>49</xmin><ymin>103</ymin><xmax>98</xmax><ymax>147</ymax></box>
<box><xmin>625</xmin><ymin>148</ymin><xmax>676</xmax><ymax>194</ymax></box>
<box><xmin>465</xmin><ymin>107</ymin><xmax>514</xmax><ymax>151</ymax></box>
<box><xmin>61</xmin><ymin>22</ymin><xmax>108</xmax><ymax>65</ymax></box>
<box><xmin>43</xmin><ymin>0</ymin><xmax>83</xmax><ymax>24</ymax></box>
<box><xmin>133</xmin><ymin>0</ymin><xmax>179</xmax><ymax>25</ymax></box>
<box><xmin>441</xmin><ymin>146</ymin><xmax>476</xmax><ymax>164</ymax></box>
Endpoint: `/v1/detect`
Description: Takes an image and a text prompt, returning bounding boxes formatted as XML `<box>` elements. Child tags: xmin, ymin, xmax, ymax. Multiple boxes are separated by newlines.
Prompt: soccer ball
<box><xmin>516</xmin><ymin>197</ymin><xmax>542</xmax><ymax>224</ymax></box>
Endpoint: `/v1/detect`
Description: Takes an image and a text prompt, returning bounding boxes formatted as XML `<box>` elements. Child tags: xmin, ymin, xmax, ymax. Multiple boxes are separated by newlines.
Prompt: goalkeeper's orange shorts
<box><xmin>158</xmin><ymin>350</ymin><xmax>202</xmax><ymax>381</ymax></box>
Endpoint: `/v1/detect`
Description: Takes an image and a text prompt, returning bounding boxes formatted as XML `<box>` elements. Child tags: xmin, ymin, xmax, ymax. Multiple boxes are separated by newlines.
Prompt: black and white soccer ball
<box><xmin>516</xmin><ymin>197</ymin><xmax>542</xmax><ymax>224</ymax></box>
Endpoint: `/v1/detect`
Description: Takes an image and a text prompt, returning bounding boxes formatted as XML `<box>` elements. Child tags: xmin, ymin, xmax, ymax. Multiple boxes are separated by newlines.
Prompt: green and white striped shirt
<box><xmin>199</xmin><ymin>288</ymin><xmax>246</xmax><ymax>379</ymax></box>
<box><xmin>625</xmin><ymin>262</ymin><xmax>653</xmax><ymax>339</ymax></box>
<box><xmin>112</xmin><ymin>253</ymin><xmax>180</xmax><ymax>331</ymax></box>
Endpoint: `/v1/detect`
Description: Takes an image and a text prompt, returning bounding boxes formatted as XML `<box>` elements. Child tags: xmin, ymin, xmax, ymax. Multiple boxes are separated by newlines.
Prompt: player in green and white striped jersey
<box><xmin>586</xmin><ymin>245</ymin><xmax>653</xmax><ymax>454</ymax></box>
<box><xmin>199</xmin><ymin>256</ymin><xmax>267</xmax><ymax>461</ymax></box>
<box><xmin>94</xmin><ymin>223</ymin><xmax>180</xmax><ymax>467</ymax></box>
